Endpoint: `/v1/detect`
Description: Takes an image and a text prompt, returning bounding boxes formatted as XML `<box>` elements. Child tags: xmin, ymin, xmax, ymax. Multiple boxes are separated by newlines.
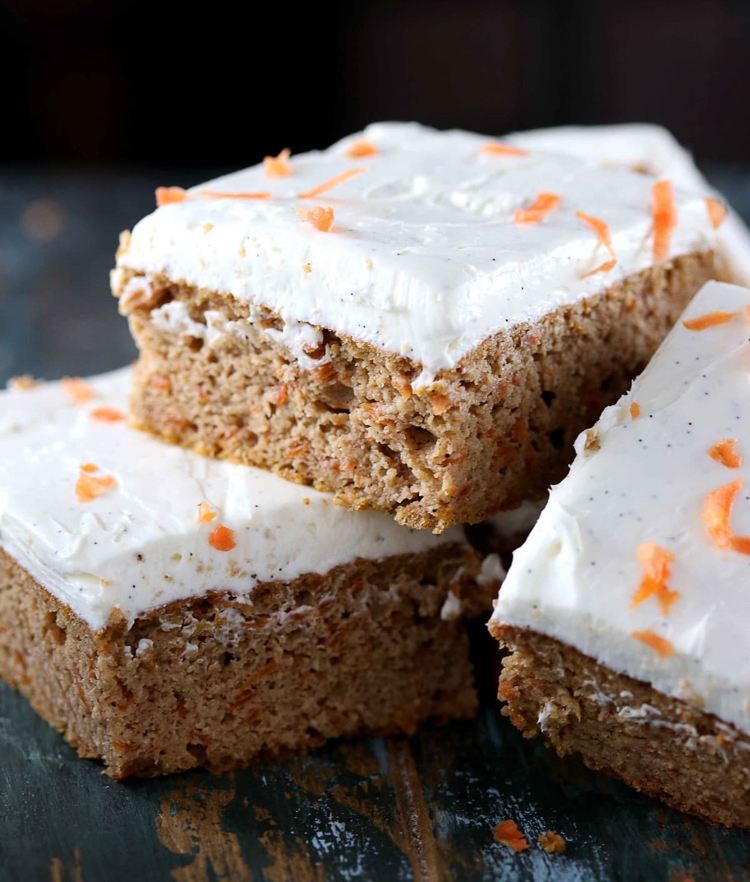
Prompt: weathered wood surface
<box><xmin>1</xmin><ymin>169</ymin><xmax>749</xmax><ymax>882</ymax></box>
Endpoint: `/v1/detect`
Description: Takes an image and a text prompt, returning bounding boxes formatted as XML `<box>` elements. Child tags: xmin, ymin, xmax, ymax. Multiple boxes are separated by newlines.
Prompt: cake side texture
<box><xmin>2</xmin><ymin>544</ymin><xmax>484</xmax><ymax>779</ymax></box>
<box><xmin>491</xmin><ymin>624</ymin><xmax>750</xmax><ymax>829</ymax></box>
<box><xmin>119</xmin><ymin>252</ymin><xmax>716</xmax><ymax>530</ymax></box>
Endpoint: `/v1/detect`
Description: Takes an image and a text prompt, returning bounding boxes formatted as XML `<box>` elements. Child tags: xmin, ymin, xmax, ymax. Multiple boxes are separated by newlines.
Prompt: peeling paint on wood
<box><xmin>156</xmin><ymin>779</ymin><xmax>251</xmax><ymax>882</ymax></box>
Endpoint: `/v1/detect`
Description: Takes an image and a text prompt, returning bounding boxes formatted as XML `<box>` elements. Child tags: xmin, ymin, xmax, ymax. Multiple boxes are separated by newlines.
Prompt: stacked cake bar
<box><xmin>112</xmin><ymin>122</ymin><xmax>723</xmax><ymax>532</ymax></box>
<box><xmin>491</xmin><ymin>281</ymin><xmax>750</xmax><ymax>828</ymax></box>
<box><xmin>480</xmin><ymin>121</ymin><xmax>750</xmax><ymax>551</ymax></box>
<box><xmin>0</xmin><ymin>370</ymin><xmax>487</xmax><ymax>778</ymax></box>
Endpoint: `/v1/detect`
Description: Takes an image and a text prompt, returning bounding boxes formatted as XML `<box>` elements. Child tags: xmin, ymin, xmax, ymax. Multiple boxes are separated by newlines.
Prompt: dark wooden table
<box><xmin>1</xmin><ymin>168</ymin><xmax>749</xmax><ymax>882</ymax></box>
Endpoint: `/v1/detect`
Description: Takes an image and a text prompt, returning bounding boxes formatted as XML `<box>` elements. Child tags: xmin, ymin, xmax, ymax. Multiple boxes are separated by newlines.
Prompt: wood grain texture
<box><xmin>1</xmin><ymin>170</ymin><xmax>750</xmax><ymax>881</ymax></box>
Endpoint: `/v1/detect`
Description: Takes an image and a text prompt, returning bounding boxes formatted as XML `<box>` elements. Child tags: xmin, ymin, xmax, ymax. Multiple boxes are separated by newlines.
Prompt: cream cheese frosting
<box><xmin>508</xmin><ymin>122</ymin><xmax>750</xmax><ymax>285</ymax></box>
<box><xmin>0</xmin><ymin>368</ymin><xmax>461</xmax><ymax>630</ymax></box>
<box><xmin>115</xmin><ymin>122</ymin><xmax>720</xmax><ymax>383</ymax></box>
<box><xmin>492</xmin><ymin>281</ymin><xmax>750</xmax><ymax>734</ymax></box>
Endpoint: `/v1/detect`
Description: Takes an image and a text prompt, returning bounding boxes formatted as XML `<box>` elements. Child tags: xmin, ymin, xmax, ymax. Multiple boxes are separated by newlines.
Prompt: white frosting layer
<box><xmin>509</xmin><ymin>123</ymin><xmax>750</xmax><ymax>286</ymax></box>
<box><xmin>117</xmin><ymin>122</ymin><xmax>718</xmax><ymax>381</ymax></box>
<box><xmin>0</xmin><ymin>369</ymin><xmax>460</xmax><ymax>630</ymax></box>
<box><xmin>492</xmin><ymin>282</ymin><xmax>750</xmax><ymax>734</ymax></box>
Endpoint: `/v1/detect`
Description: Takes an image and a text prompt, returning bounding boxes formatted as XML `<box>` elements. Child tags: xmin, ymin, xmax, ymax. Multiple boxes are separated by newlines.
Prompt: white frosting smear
<box><xmin>492</xmin><ymin>281</ymin><xmax>750</xmax><ymax>735</ymax></box>
<box><xmin>0</xmin><ymin>369</ymin><xmax>460</xmax><ymax>630</ymax></box>
<box><xmin>117</xmin><ymin>122</ymin><xmax>719</xmax><ymax>380</ymax></box>
<box><xmin>508</xmin><ymin>122</ymin><xmax>750</xmax><ymax>286</ymax></box>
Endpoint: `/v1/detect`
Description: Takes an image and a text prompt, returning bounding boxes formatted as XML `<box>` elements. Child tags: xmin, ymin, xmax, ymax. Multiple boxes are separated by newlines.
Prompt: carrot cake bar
<box><xmin>112</xmin><ymin>122</ymin><xmax>723</xmax><ymax>532</ymax></box>
<box><xmin>477</xmin><ymin>122</ymin><xmax>750</xmax><ymax>558</ymax></box>
<box><xmin>0</xmin><ymin>368</ymin><xmax>488</xmax><ymax>779</ymax></box>
<box><xmin>490</xmin><ymin>280</ymin><xmax>750</xmax><ymax>827</ymax></box>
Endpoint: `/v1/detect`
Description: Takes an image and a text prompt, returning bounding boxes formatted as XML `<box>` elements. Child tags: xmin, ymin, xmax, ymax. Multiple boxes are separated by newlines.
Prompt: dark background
<box><xmin>1</xmin><ymin>0</ymin><xmax>750</xmax><ymax>170</ymax></box>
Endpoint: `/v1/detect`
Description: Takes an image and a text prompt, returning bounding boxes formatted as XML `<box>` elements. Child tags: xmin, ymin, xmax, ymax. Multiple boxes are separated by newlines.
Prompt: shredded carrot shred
<box><xmin>90</xmin><ymin>406</ymin><xmax>124</xmax><ymax>423</ymax></box>
<box><xmin>346</xmin><ymin>139</ymin><xmax>379</xmax><ymax>159</ymax></box>
<box><xmin>631</xmin><ymin>543</ymin><xmax>680</xmax><ymax>616</ymax></box>
<box><xmin>576</xmin><ymin>210</ymin><xmax>617</xmax><ymax>277</ymax></box>
<box><xmin>81</xmin><ymin>462</ymin><xmax>99</xmax><ymax>473</ymax></box>
<box><xmin>702</xmin><ymin>479</ymin><xmax>750</xmax><ymax>554</ymax></box>
<box><xmin>208</xmin><ymin>524</ymin><xmax>236</xmax><ymax>552</ymax></box>
<box><xmin>481</xmin><ymin>141</ymin><xmax>529</xmax><ymax>158</ymax></box>
<box><xmin>630</xmin><ymin>401</ymin><xmax>641</xmax><ymax>420</ymax></box>
<box><xmin>705</xmin><ymin>197</ymin><xmax>727</xmax><ymax>229</ymax></box>
<box><xmin>263</xmin><ymin>148</ymin><xmax>292</xmax><ymax>178</ymax></box>
<box><xmin>651</xmin><ymin>180</ymin><xmax>677</xmax><ymax>262</ymax></box>
<box><xmin>76</xmin><ymin>469</ymin><xmax>117</xmax><ymax>503</ymax></box>
<box><xmin>537</xmin><ymin>831</ymin><xmax>566</xmax><ymax>854</ymax></box>
<box><xmin>709</xmin><ymin>438</ymin><xmax>742</xmax><ymax>469</ymax></box>
<box><xmin>513</xmin><ymin>192</ymin><xmax>561</xmax><ymax>225</ymax></box>
<box><xmin>703</xmin><ymin>479</ymin><xmax>741</xmax><ymax>549</ymax></box>
<box><xmin>493</xmin><ymin>819</ymin><xmax>529</xmax><ymax>852</ymax></box>
<box><xmin>295</xmin><ymin>205</ymin><xmax>335</xmax><ymax>232</ymax></box>
<box><xmin>197</xmin><ymin>501</ymin><xmax>218</xmax><ymax>524</ymax></box>
<box><xmin>61</xmin><ymin>377</ymin><xmax>94</xmax><ymax>404</ymax></box>
<box><xmin>632</xmin><ymin>629</ymin><xmax>675</xmax><ymax>659</ymax></box>
<box><xmin>682</xmin><ymin>310</ymin><xmax>739</xmax><ymax>331</ymax></box>
<box><xmin>156</xmin><ymin>186</ymin><xmax>188</xmax><ymax>207</ymax></box>
<box><xmin>199</xmin><ymin>189</ymin><xmax>271</xmax><ymax>200</ymax></box>
<box><xmin>299</xmin><ymin>167</ymin><xmax>365</xmax><ymax>199</ymax></box>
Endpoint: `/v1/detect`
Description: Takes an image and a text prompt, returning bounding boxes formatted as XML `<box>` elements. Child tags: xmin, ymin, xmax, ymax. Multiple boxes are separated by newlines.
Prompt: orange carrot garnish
<box><xmin>630</xmin><ymin>401</ymin><xmax>641</xmax><ymax>420</ymax></box>
<box><xmin>705</xmin><ymin>197</ymin><xmax>727</xmax><ymax>230</ymax></box>
<box><xmin>513</xmin><ymin>192</ymin><xmax>561</xmax><ymax>225</ymax></box>
<box><xmin>199</xmin><ymin>189</ymin><xmax>271</xmax><ymax>200</ymax></box>
<box><xmin>702</xmin><ymin>479</ymin><xmax>750</xmax><ymax>554</ymax></box>
<box><xmin>346</xmin><ymin>139</ymin><xmax>379</xmax><ymax>159</ymax></box>
<box><xmin>90</xmin><ymin>406</ymin><xmax>124</xmax><ymax>423</ymax></box>
<box><xmin>299</xmin><ymin>167</ymin><xmax>365</xmax><ymax>199</ymax></box>
<box><xmin>537</xmin><ymin>831</ymin><xmax>566</xmax><ymax>854</ymax></box>
<box><xmin>81</xmin><ymin>462</ymin><xmax>99</xmax><ymax>473</ymax></box>
<box><xmin>208</xmin><ymin>524</ymin><xmax>236</xmax><ymax>552</ymax></box>
<box><xmin>75</xmin><ymin>469</ymin><xmax>117</xmax><ymax>503</ymax></box>
<box><xmin>156</xmin><ymin>186</ymin><xmax>188</xmax><ymax>207</ymax></box>
<box><xmin>632</xmin><ymin>629</ymin><xmax>675</xmax><ymax>659</ymax></box>
<box><xmin>576</xmin><ymin>210</ymin><xmax>617</xmax><ymax>277</ymax></box>
<box><xmin>295</xmin><ymin>205</ymin><xmax>335</xmax><ymax>233</ymax></box>
<box><xmin>263</xmin><ymin>148</ymin><xmax>292</xmax><ymax>178</ymax></box>
<box><xmin>703</xmin><ymin>479</ymin><xmax>741</xmax><ymax>549</ymax></box>
<box><xmin>682</xmin><ymin>310</ymin><xmax>739</xmax><ymax>331</ymax></box>
<box><xmin>651</xmin><ymin>179</ymin><xmax>677</xmax><ymax>262</ymax></box>
<box><xmin>709</xmin><ymin>438</ymin><xmax>741</xmax><ymax>469</ymax></box>
<box><xmin>631</xmin><ymin>542</ymin><xmax>680</xmax><ymax>616</ymax></box>
<box><xmin>197</xmin><ymin>501</ymin><xmax>218</xmax><ymax>525</ymax></box>
<box><xmin>61</xmin><ymin>377</ymin><xmax>94</xmax><ymax>404</ymax></box>
<box><xmin>482</xmin><ymin>142</ymin><xmax>529</xmax><ymax>158</ymax></box>
<box><xmin>493</xmin><ymin>820</ymin><xmax>529</xmax><ymax>852</ymax></box>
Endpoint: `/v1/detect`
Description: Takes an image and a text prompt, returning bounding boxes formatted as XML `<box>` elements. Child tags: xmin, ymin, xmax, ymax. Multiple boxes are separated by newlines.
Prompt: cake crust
<box><xmin>1</xmin><ymin>544</ymin><xmax>487</xmax><ymax>779</ymax></box>
<box><xmin>117</xmin><ymin>251</ymin><xmax>717</xmax><ymax>532</ymax></box>
<box><xmin>491</xmin><ymin>622</ymin><xmax>750</xmax><ymax>829</ymax></box>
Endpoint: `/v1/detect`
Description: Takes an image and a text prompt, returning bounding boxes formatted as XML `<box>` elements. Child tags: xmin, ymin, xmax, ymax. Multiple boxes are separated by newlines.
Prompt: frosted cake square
<box><xmin>490</xmin><ymin>281</ymin><xmax>750</xmax><ymax>827</ymax></box>
<box><xmin>113</xmin><ymin>122</ymin><xmax>723</xmax><ymax>531</ymax></box>
<box><xmin>0</xmin><ymin>369</ymin><xmax>488</xmax><ymax>779</ymax></box>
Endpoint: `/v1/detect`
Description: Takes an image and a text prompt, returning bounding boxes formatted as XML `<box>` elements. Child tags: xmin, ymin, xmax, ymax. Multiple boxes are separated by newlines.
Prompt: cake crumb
<box><xmin>537</xmin><ymin>831</ymin><xmax>566</xmax><ymax>853</ymax></box>
<box><xmin>7</xmin><ymin>375</ymin><xmax>39</xmax><ymax>391</ymax></box>
<box><xmin>493</xmin><ymin>819</ymin><xmax>529</xmax><ymax>852</ymax></box>
<box><xmin>583</xmin><ymin>427</ymin><xmax>600</xmax><ymax>452</ymax></box>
